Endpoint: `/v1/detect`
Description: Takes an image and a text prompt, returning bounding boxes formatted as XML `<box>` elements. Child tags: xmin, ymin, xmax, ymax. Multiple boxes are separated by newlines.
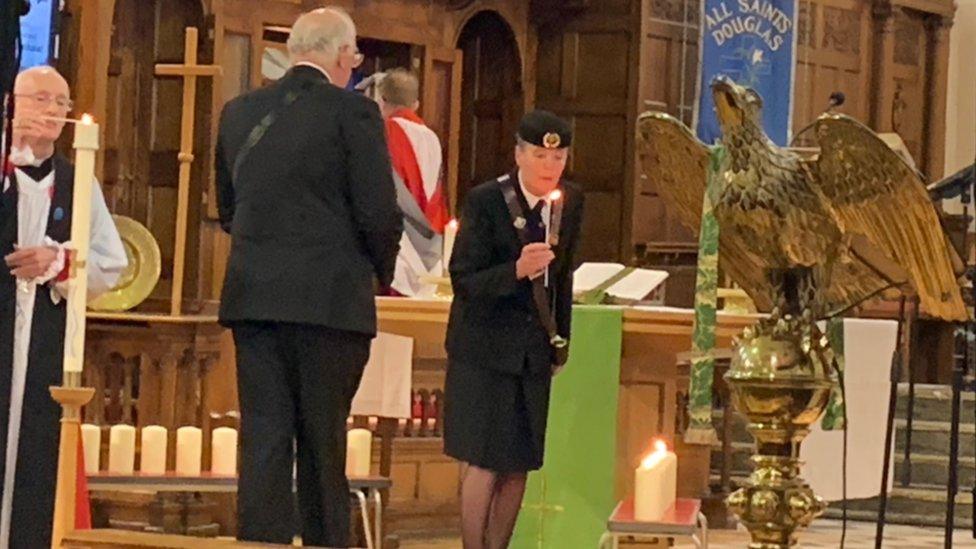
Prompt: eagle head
<box><xmin>711</xmin><ymin>75</ymin><xmax>764</xmax><ymax>133</ymax></box>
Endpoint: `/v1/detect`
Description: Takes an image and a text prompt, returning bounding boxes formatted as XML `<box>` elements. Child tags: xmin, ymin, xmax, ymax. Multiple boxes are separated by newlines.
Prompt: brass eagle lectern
<box><xmin>638</xmin><ymin>76</ymin><xmax>967</xmax><ymax>548</ymax></box>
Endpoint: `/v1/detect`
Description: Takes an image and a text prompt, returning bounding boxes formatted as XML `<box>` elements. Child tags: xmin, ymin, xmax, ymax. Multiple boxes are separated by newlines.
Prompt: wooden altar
<box><xmin>78</xmin><ymin>299</ymin><xmax>755</xmax><ymax>536</ymax></box>
<box><xmin>373</xmin><ymin>298</ymin><xmax>756</xmax><ymax>532</ymax></box>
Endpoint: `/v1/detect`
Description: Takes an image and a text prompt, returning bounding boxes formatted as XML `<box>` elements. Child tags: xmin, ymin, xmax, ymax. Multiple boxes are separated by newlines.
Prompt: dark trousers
<box><xmin>233</xmin><ymin>321</ymin><xmax>371</xmax><ymax>547</ymax></box>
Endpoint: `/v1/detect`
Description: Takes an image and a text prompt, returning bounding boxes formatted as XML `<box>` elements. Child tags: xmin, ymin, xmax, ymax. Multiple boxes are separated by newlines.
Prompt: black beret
<box><xmin>517</xmin><ymin>110</ymin><xmax>572</xmax><ymax>149</ymax></box>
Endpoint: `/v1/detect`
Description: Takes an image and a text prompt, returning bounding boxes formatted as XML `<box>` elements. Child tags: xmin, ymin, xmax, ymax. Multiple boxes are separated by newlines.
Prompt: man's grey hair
<box><xmin>287</xmin><ymin>7</ymin><xmax>357</xmax><ymax>62</ymax></box>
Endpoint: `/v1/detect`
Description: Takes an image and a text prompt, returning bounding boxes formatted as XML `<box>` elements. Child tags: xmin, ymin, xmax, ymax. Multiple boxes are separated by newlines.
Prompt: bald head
<box><xmin>12</xmin><ymin>66</ymin><xmax>72</xmax><ymax>158</ymax></box>
<box><xmin>15</xmin><ymin>65</ymin><xmax>70</xmax><ymax>97</ymax></box>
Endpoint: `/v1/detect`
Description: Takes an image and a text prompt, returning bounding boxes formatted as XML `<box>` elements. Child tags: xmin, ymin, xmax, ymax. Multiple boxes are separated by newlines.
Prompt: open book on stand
<box><xmin>572</xmin><ymin>263</ymin><xmax>669</xmax><ymax>305</ymax></box>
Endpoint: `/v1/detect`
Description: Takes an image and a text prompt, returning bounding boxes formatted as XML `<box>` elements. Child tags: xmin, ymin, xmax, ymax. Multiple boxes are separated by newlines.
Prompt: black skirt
<box><xmin>443</xmin><ymin>358</ymin><xmax>552</xmax><ymax>473</ymax></box>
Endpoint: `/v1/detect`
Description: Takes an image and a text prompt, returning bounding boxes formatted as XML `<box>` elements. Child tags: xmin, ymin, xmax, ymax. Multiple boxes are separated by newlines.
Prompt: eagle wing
<box><xmin>636</xmin><ymin>112</ymin><xmax>773</xmax><ymax>311</ymax></box>
<box><xmin>810</xmin><ymin>114</ymin><xmax>967</xmax><ymax>320</ymax></box>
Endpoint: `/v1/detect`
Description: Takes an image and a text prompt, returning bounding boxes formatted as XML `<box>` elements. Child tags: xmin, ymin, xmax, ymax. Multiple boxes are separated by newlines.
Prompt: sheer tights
<box><xmin>460</xmin><ymin>463</ymin><xmax>528</xmax><ymax>549</ymax></box>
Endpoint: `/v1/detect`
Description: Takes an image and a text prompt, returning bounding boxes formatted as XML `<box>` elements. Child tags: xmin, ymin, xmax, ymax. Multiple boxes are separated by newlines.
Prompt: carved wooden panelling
<box><xmin>894</xmin><ymin>9</ymin><xmax>922</xmax><ymax>65</ymax></box>
<box><xmin>797</xmin><ymin>0</ymin><xmax>813</xmax><ymax>48</ymax></box>
<box><xmin>650</xmin><ymin>0</ymin><xmax>699</xmax><ymax>24</ymax></box>
<box><xmin>822</xmin><ymin>6</ymin><xmax>861</xmax><ymax>54</ymax></box>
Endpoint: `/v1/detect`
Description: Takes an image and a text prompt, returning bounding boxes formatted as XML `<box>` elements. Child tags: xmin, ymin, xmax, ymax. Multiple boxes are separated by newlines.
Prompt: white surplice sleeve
<box><xmin>50</xmin><ymin>179</ymin><xmax>128</xmax><ymax>301</ymax></box>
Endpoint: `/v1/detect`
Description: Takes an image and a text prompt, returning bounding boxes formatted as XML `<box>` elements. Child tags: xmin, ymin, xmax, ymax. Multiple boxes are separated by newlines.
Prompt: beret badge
<box><xmin>543</xmin><ymin>132</ymin><xmax>561</xmax><ymax>149</ymax></box>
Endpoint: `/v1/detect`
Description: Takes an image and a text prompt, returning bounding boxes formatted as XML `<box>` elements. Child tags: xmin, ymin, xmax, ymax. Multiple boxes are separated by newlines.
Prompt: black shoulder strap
<box><xmin>232</xmin><ymin>86</ymin><xmax>306</xmax><ymax>183</ymax></box>
<box><xmin>498</xmin><ymin>176</ymin><xmax>566</xmax><ymax>349</ymax></box>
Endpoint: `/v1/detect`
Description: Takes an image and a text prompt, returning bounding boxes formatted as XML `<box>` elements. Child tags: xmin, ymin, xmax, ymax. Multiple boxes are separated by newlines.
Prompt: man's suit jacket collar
<box><xmin>288</xmin><ymin>63</ymin><xmax>333</xmax><ymax>84</ymax></box>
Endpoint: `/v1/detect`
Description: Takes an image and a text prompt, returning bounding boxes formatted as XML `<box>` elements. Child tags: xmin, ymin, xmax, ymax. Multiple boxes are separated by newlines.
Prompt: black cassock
<box><xmin>443</xmin><ymin>173</ymin><xmax>584</xmax><ymax>473</ymax></box>
<box><xmin>0</xmin><ymin>156</ymin><xmax>74</xmax><ymax>548</ymax></box>
<box><xmin>0</xmin><ymin>154</ymin><xmax>124</xmax><ymax>548</ymax></box>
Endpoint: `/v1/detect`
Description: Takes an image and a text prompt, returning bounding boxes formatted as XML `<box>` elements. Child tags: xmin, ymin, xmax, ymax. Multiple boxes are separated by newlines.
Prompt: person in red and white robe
<box><xmin>366</xmin><ymin>69</ymin><xmax>448</xmax><ymax>296</ymax></box>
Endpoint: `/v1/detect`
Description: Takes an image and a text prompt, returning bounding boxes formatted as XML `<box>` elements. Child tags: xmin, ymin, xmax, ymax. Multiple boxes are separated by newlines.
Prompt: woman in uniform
<box><xmin>443</xmin><ymin>110</ymin><xmax>585</xmax><ymax>549</ymax></box>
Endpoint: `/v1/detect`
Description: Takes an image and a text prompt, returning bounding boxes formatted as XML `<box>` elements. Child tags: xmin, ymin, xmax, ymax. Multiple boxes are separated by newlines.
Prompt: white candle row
<box><xmin>83</xmin><ymin>424</ymin><xmax>374</xmax><ymax>479</ymax></box>
<box><xmin>82</xmin><ymin>424</ymin><xmax>238</xmax><ymax>476</ymax></box>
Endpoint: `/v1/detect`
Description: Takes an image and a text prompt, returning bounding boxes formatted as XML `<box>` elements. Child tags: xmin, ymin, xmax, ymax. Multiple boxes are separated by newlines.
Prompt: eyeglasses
<box><xmin>15</xmin><ymin>92</ymin><xmax>74</xmax><ymax>111</ymax></box>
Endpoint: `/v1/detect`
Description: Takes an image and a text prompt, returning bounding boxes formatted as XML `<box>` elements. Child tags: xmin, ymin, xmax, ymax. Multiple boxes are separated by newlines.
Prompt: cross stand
<box><xmin>944</xmin><ymin>166</ymin><xmax>976</xmax><ymax>548</ymax></box>
<box><xmin>153</xmin><ymin>27</ymin><xmax>220</xmax><ymax>316</ymax></box>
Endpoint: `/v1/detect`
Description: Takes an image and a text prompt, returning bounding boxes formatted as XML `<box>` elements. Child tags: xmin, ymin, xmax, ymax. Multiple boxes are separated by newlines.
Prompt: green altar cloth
<box><xmin>510</xmin><ymin>306</ymin><xmax>623</xmax><ymax>549</ymax></box>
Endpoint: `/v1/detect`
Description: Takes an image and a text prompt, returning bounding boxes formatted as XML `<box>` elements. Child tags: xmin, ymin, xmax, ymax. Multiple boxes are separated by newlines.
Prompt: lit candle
<box><xmin>634</xmin><ymin>439</ymin><xmax>677</xmax><ymax>521</ymax></box>
<box><xmin>426</xmin><ymin>417</ymin><xmax>436</xmax><ymax>430</ymax></box>
<box><xmin>546</xmin><ymin>189</ymin><xmax>563</xmax><ymax>247</ymax></box>
<box><xmin>139</xmin><ymin>426</ymin><xmax>168</xmax><ymax>475</ymax></box>
<box><xmin>108</xmin><ymin>424</ymin><xmax>136</xmax><ymax>475</ymax></box>
<box><xmin>211</xmin><ymin>427</ymin><xmax>238</xmax><ymax>476</ymax></box>
<box><xmin>346</xmin><ymin>428</ymin><xmax>372</xmax><ymax>477</ymax></box>
<box><xmin>412</xmin><ymin>418</ymin><xmax>422</xmax><ymax>432</ymax></box>
<box><xmin>442</xmin><ymin>219</ymin><xmax>459</xmax><ymax>276</ymax></box>
<box><xmin>62</xmin><ymin>114</ymin><xmax>99</xmax><ymax>374</ymax></box>
<box><xmin>368</xmin><ymin>416</ymin><xmax>378</xmax><ymax>431</ymax></box>
<box><xmin>81</xmin><ymin>424</ymin><xmax>101</xmax><ymax>474</ymax></box>
<box><xmin>175</xmin><ymin>426</ymin><xmax>202</xmax><ymax>476</ymax></box>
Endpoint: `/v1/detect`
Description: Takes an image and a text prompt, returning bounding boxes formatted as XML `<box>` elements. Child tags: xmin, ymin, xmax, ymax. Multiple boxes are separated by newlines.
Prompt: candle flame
<box><xmin>640</xmin><ymin>438</ymin><xmax>670</xmax><ymax>469</ymax></box>
<box><xmin>447</xmin><ymin>219</ymin><xmax>459</xmax><ymax>230</ymax></box>
<box><xmin>81</xmin><ymin>114</ymin><xmax>94</xmax><ymax>125</ymax></box>
<box><xmin>548</xmin><ymin>189</ymin><xmax>563</xmax><ymax>202</ymax></box>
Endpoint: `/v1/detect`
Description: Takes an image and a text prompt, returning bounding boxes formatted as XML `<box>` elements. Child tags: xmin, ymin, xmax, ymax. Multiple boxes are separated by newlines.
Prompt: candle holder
<box><xmin>419</xmin><ymin>274</ymin><xmax>453</xmax><ymax>300</ymax></box>
<box><xmin>723</xmin><ymin>312</ymin><xmax>832</xmax><ymax>548</ymax></box>
<box><xmin>50</xmin><ymin>382</ymin><xmax>95</xmax><ymax>548</ymax></box>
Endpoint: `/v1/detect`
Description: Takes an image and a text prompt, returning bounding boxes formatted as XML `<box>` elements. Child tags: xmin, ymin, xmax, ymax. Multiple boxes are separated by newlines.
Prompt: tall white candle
<box><xmin>634</xmin><ymin>439</ymin><xmax>678</xmax><ymax>521</ymax></box>
<box><xmin>211</xmin><ymin>427</ymin><xmax>238</xmax><ymax>476</ymax></box>
<box><xmin>140</xmin><ymin>426</ymin><xmax>168</xmax><ymax>475</ymax></box>
<box><xmin>81</xmin><ymin>424</ymin><xmax>101</xmax><ymax>474</ymax></box>
<box><xmin>546</xmin><ymin>189</ymin><xmax>563</xmax><ymax>246</ymax></box>
<box><xmin>108</xmin><ymin>424</ymin><xmax>136</xmax><ymax>475</ymax></box>
<box><xmin>346</xmin><ymin>428</ymin><xmax>372</xmax><ymax>477</ymax></box>
<box><xmin>175</xmin><ymin>426</ymin><xmax>202</xmax><ymax>476</ymax></box>
<box><xmin>63</xmin><ymin>115</ymin><xmax>99</xmax><ymax>374</ymax></box>
<box><xmin>442</xmin><ymin>219</ymin><xmax>459</xmax><ymax>276</ymax></box>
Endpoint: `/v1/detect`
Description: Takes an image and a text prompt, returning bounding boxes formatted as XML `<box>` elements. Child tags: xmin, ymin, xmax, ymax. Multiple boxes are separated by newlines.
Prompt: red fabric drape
<box><xmin>75</xmin><ymin>432</ymin><xmax>91</xmax><ymax>529</ymax></box>
<box><xmin>384</xmin><ymin>109</ymin><xmax>449</xmax><ymax>233</ymax></box>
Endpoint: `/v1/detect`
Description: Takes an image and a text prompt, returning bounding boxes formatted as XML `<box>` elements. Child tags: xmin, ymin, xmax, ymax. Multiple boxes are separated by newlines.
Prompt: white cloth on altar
<box><xmin>351</xmin><ymin>332</ymin><xmax>413</xmax><ymax>418</ymax></box>
<box><xmin>1</xmin><ymin>167</ymin><xmax>127</xmax><ymax>546</ymax></box>
<box><xmin>801</xmin><ymin>318</ymin><xmax>899</xmax><ymax>501</ymax></box>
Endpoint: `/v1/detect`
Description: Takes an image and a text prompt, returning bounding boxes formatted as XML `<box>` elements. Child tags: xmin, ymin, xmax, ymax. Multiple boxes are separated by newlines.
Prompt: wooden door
<box><xmin>791</xmin><ymin>0</ymin><xmax>873</xmax><ymax>145</ymax></box>
<box><xmin>534</xmin><ymin>0</ymin><xmax>640</xmax><ymax>261</ymax></box>
<box><xmin>422</xmin><ymin>46</ymin><xmax>463</xmax><ymax>216</ymax></box>
<box><xmin>457</xmin><ymin>12</ymin><xmax>525</xmax><ymax>205</ymax></box>
<box><xmin>889</xmin><ymin>7</ymin><xmax>932</xmax><ymax>174</ymax></box>
<box><xmin>104</xmin><ymin>0</ymin><xmax>210</xmax><ymax>308</ymax></box>
<box><xmin>637</xmin><ymin>0</ymin><xmax>701</xmax><ymax>249</ymax></box>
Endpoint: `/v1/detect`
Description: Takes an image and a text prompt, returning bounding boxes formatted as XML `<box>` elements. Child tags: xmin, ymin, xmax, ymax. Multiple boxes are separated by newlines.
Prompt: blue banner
<box><xmin>20</xmin><ymin>0</ymin><xmax>58</xmax><ymax>70</ymax></box>
<box><xmin>695</xmin><ymin>0</ymin><xmax>798</xmax><ymax>146</ymax></box>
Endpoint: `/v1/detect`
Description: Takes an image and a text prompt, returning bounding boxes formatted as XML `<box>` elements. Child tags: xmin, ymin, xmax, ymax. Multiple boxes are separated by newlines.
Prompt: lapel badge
<box><xmin>513</xmin><ymin>216</ymin><xmax>527</xmax><ymax>230</ymax></box>
<box><xmin>543</xmin><ymin>132</ymin><xmax>561</xmax><ymax>149</ymax></box>
<box><xmin>53</xmin><ymin>207</ymin><xmax>64</xmax><ymax>221</ymax></box>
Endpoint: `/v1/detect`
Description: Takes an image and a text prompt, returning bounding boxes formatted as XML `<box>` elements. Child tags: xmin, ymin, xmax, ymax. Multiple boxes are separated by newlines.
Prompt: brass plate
<box><xmin>88</xmin><ymin>215</ymin><xmax>161</xmax><ymax>312</ymax></box>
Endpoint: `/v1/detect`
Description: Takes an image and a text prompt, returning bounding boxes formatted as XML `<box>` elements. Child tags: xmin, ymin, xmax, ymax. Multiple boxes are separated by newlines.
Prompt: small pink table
<box><xmin>599</xmin><ymin>498</ymin><xmax>708</xmax><ymax>548</ymax></box>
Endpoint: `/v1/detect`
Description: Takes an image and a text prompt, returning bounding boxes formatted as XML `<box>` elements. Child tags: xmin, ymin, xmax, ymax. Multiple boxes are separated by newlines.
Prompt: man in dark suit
<box><xmin>443</xmin><ymin>111</ymin><xmax>584</xmax><ymax>549</ymax></box>
<box><xmin>214</xmin><ymin>7</ymin><xmax>402</xmax><ymax>547</ymax></box>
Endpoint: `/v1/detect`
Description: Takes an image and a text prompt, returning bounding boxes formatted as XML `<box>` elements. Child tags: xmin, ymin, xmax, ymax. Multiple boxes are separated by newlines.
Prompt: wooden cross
<box><xmin>520</xmin><ymin>472</ymin><xmax>565</xmax><ymax>549</ymax></box>
<box><xmin>155</xmin><ymin>27</ymin><xmax>221</xmax><ymax>316</ymax></box>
